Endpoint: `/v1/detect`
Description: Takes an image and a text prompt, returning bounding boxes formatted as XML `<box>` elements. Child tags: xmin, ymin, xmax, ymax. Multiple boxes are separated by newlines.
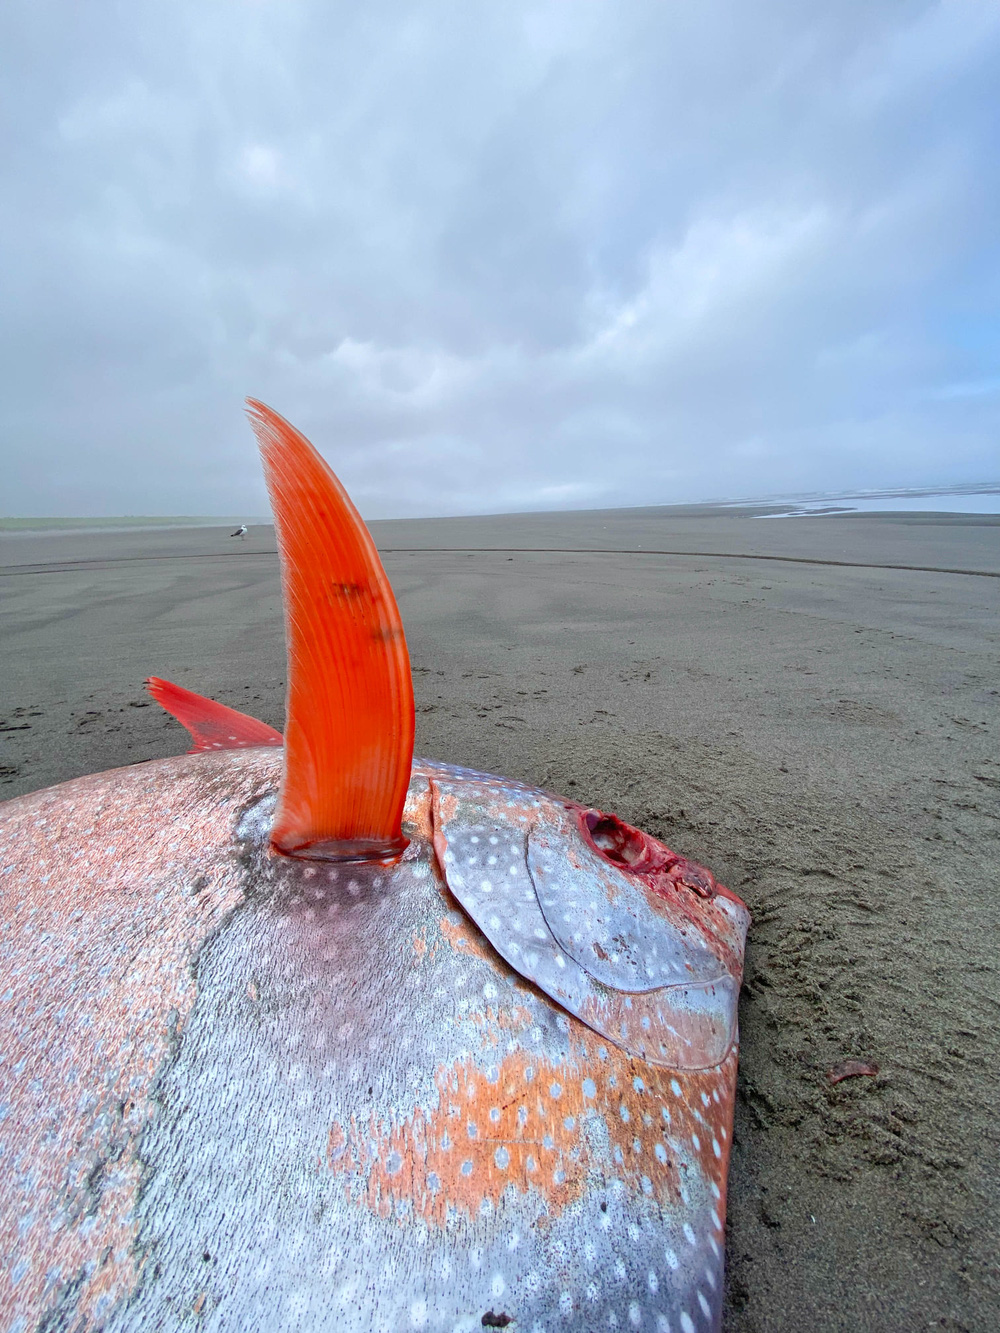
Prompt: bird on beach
<box><xmin>230</xmin><ymin>522</ymin><xmax>248</xmax><ymax>538</ymax></box>
<box><xmin>0</xmin><ymin>402</ymin><xmax>749</xmax><ymax>1332</ymax></box>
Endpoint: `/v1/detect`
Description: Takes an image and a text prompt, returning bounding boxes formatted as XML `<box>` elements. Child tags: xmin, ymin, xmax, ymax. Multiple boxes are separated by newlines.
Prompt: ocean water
<box><xmin>737</xmin><ymin>487</ymin><xmax>1000</xmax><ymax>518</ymax></box>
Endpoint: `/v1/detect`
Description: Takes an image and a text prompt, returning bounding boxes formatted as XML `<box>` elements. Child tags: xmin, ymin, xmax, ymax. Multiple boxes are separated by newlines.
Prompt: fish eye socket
<box><xmin>581</xmin><ymin>809</ymin><xmax>651</xmax><ymax>870</ymax></box>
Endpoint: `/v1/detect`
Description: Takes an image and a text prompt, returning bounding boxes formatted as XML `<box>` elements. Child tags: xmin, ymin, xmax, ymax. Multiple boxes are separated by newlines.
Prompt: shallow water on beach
<box><xmin>743</xmin><ymin>485</ymin><xmax>1000</xmax><ymax>518</ymax></box>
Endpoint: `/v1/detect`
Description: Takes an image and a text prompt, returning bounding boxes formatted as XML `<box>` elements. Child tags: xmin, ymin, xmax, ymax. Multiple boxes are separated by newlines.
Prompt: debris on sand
<box><xmin>827</xmin><ymin>1059</ymin><xmax>880</xmax><ymax>1084</ymax></box>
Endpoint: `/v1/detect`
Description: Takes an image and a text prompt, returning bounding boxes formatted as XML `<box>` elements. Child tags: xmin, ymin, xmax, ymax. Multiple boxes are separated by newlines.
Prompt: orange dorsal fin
<box><xmin>145</xmin><ymin>677</ymin><xmax>284</xmax><ymax>753</ymax></box>
<box><xmin>246</xmin><ymin>399</ymin><xmax>414</xmax><ymax>862</ymax></box>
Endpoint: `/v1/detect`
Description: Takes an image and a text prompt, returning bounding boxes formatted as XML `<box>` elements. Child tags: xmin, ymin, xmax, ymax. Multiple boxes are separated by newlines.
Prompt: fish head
<box><xmin>422</xmin><ymin>763</ymin><xmax>749</xmax><ymax>1072</ymax></box>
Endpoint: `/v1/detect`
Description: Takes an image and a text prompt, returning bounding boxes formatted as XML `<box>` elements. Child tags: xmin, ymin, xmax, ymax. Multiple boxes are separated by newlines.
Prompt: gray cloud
<box><xmin>2</xmin><ymin>0</ymin><xmax>998</xmax><ymax>517</ymax></box>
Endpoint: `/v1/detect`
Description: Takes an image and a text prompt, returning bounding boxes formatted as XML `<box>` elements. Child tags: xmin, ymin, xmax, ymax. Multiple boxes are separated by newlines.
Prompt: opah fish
<box><xmin>0</xmin><ymin>403</ymin><xmax>750</xmax><ymax>1333</ymax></box>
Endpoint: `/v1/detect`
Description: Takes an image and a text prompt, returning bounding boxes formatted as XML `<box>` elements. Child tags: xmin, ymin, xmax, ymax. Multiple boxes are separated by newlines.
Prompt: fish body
<box><xmin>0</xmin><ymin>403</ymin><xmax>749</xmax><ymax>1331</ymax></box>
<box><xmin>0</xmin><ymin>748</ymin><xmax>746</xmax><ymax>1332</ymax></box>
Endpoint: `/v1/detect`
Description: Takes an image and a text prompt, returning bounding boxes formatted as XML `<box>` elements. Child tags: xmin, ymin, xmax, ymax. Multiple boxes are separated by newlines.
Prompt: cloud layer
<box><xmin>2</xmin><ymin>0</ymin><xmax>998</xmax><ymax>517</ymax></box>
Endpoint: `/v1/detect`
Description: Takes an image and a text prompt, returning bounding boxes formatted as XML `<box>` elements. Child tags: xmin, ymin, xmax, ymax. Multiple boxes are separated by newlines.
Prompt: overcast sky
<box><xmin>2</xmin><ymin>1</ymin><xmax>998</xmax><ymax>518</ymax></box>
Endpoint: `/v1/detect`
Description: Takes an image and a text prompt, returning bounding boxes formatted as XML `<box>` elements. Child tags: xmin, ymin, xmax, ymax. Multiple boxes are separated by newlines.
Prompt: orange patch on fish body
<box><xmin>326</xmin><ymin>1026</ymin><xmax>736</xmax><ymax>1234</ymax></box>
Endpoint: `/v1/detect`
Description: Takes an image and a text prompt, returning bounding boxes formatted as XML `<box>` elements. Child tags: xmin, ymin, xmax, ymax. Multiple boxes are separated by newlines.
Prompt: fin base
<box><xmin>271</xmin><ymin>832</ymin><xmax>410</xmax><ymax>864</ymax></box>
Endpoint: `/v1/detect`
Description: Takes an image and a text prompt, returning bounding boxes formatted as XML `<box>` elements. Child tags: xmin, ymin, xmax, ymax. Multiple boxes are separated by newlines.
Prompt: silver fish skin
<box><xmin>0</xmin><ymin>746</ymin><xmax>748</xmax><ymax>1333</ymax></box>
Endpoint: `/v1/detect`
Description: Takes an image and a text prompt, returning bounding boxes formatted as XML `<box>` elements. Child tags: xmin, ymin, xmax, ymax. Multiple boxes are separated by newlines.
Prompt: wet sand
<box><xmin>2</xmin><ymin>507</ymin><xmax>998</xmax><ymax>1331</ymax></box>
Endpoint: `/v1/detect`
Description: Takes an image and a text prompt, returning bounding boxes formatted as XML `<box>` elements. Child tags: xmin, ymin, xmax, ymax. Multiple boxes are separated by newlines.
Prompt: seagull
<box><xmin>230</xmin><ymin>524</ymin><xmax>248</xmax><ymax>540</ymax></box>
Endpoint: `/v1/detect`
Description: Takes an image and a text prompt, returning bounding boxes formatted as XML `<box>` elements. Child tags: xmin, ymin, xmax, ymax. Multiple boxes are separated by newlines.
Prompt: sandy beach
<box><xmin>1</xmin><ymin>506</ymin><xmax>998</xmax><ymax>1331</ymax></box>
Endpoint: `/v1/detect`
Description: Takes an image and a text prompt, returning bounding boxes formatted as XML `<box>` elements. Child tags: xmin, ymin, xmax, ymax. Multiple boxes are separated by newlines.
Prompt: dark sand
<box><xmin>2</xmin><ymin>508</ymin><xmax>999</xmax><ymax>1331</ymax></box>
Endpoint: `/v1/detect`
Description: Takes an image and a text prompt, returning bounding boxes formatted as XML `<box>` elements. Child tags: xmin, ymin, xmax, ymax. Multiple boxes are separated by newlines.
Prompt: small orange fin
<box><xmin>145</xmin><ymin>677</ymin><xmax>283</xmax><ymax>753</ymax></box>
<box><xmin>246</xmin><ymin>400</ymin><xmax>414</xmax><ymax>862</ymax></box>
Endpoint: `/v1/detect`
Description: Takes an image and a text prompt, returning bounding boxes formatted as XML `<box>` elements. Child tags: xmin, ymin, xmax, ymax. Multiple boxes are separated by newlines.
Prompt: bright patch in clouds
<box><xmin>239</xmin><ymin>144</ymin><xmax>284</xmax><ymax>190</ymax></box>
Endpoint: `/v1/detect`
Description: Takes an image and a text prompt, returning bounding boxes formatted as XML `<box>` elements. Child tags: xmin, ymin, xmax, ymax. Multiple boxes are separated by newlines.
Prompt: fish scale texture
<box><xmin>0</xmin><ymin>748</ymin><xmax>746</xmax><ymax>1333</ymax></box>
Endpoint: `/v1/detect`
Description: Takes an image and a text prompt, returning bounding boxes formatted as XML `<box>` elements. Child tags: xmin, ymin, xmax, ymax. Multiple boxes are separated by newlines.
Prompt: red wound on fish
<box><xmin>246</xmin><ymin>400</ymin><xmax>414</xmax><ymax>862</ymax></box>
<box><xmin>145</xmin><ymin>677</ymin><xmax>283</xmax><ymax>753</ymax></box>
<box><xmin>580</xmin><ymin>809</ymin><xmax>666</xmax><ymax>873</ymax></box>
<box><xmin>575</xmin><ymin>804</ymin><xmax>748</xmax><ymax>909</ymax></box>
